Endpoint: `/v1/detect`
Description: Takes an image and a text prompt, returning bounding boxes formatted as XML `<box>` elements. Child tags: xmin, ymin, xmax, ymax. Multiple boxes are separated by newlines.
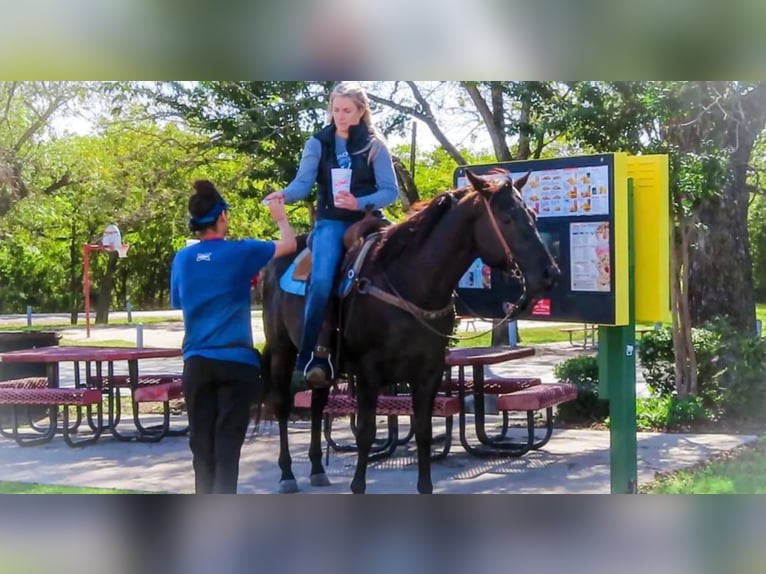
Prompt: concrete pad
<box><xmin>0</xmin><ymin>415</ymin><xmax>755</xmax><ymax>494</ymax></box>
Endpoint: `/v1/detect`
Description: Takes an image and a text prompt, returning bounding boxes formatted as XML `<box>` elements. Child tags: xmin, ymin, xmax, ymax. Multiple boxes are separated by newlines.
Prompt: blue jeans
<box><xmin>297</xmin><ymin>218</ymin><xmax>352</xmax><ymax>367</ymax></box>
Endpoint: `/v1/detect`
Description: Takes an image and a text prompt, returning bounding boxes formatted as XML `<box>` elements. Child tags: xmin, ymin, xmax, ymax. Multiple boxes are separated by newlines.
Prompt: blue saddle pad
<box><xmin>279</xmin><ymin>261</ymin><xmax>307</xmax><ymax>296</ymax></box>
<box><xmin>279</xmin><ymin>262</ymin><xmax>353</xmax><ymax>298</ymax></box>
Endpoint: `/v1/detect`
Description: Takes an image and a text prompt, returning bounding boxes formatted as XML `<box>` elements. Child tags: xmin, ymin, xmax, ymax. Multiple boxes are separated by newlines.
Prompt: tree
<box><xmin>681</xmin><ymin>83</ymin><xmax>766</xmax><ymax>334</ymax></box>
<box><xmin>566</xmin><ymin>82</ymin><xmax>766</xmax><ymax>397</ymax></box>
<box><xmin>0</xmin><ymin>81</ymin><xmax>89</xmax><ymax>216</ymax></box>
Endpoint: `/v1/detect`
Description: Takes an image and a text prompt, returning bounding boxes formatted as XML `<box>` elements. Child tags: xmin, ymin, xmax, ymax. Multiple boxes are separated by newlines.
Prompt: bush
<box><xmin>635</xmin><ymin>396</ymin><xmax>717</xmax><ymax>431</ymax></box>
<box><xmin>637</xmin><ymin>326</ymin><xmax>721</xmax><ymax>405</ymax></box>
<box><xmin>553</xmin><ymin>355</ymin><xmax>609</xmax><ymax>424</ymax></box>
<box><xmin>708</xmin><ymin>319</ymin><xmax>766</xmax><ymax>421</ymax></box>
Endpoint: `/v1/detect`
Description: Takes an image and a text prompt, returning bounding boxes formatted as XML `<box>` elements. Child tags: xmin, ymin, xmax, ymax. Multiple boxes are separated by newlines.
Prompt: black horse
<box><xmin>260</xmin><ymin>170</ymin><xmax>560</xmax><ymax>494</ymax></box>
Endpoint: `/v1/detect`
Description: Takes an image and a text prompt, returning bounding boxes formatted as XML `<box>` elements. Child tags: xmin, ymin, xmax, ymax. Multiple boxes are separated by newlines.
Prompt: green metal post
<box><xmin>598</xmin><ymin>181</ymin><xmax>637</xmax><ymax>493</ymax></box>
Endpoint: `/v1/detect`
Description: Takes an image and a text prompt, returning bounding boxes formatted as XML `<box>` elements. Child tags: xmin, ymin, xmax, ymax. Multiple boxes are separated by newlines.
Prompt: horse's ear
<box><xmin>466</xmin><ymin>170</ymin><xmax>488</xmax><ymax>192</ymax></box>
<box><xmin>513</xmin><ymin>170</ymin><xmax>532</xmax><ymax>192</ymax></box>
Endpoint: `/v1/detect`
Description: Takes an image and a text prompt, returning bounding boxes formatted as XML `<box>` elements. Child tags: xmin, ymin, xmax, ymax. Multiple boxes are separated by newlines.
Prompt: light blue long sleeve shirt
<box><xmin>282</xmin><ymin>135</ymin><xmax>399</xmax><ymax>210</ymax></box>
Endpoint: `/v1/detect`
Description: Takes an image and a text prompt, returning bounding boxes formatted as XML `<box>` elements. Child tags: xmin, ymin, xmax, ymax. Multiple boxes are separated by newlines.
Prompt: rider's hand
<box><xmin>335</xmin><ymin>191</ymin><xmax>359</xmax><ymax>210</ymax></box>
<box><xmin>263</xmin><ymin>190</ymin><xmax>285</xmax><ymax>205</ymax></box>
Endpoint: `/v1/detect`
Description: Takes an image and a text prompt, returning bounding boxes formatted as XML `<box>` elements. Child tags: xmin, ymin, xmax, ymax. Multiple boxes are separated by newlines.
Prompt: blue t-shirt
<box><xmin>170</xmin><ymin>238</ymin><xmax>276</xmax><ymax>367</ymax></box>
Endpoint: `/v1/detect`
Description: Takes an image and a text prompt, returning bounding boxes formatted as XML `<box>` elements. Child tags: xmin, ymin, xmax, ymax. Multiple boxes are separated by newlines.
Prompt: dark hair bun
<box><xmin>188</xmin><ymin>179</ymin><xmax>224</xmax><ymax>222</ymax></box>
<box><xmin>193</xmin><ymin>179</ymin><xmax>220</xmax><ymax>198</ymax></box>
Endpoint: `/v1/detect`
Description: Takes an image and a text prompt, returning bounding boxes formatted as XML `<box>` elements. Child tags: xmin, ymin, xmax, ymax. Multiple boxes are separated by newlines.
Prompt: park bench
<box><xmin>294</xmin><ymin>375</ymin><xmax>572</xmax><ymax>460</ymax></box>
<box><xmin>0</xmin><ymin>377</ymin><xmax>103</xmax><ymax>447</ymax></box>
<box><xmin>560</xmin><ymin>324</ymin><xmax>598</xmax><ymax>348</ymax></box>
<box><xmin>456</xmin><ymin>315</ymin><xmax>478</xmax><ymax>332</ymax></box>
<box><xmin>87</xmin><ymin>374</ymin><xmax>188</xmax><ymax>440</ymax></box>
<box><xmin>293</xmin><ymin>383</ymin><xmax>461</xmax><ymax>460</ymax></box>
<box><xmin>494</xmin><ymin>382</ymin><xmax>578</xmax><ymax>453</ymax></box>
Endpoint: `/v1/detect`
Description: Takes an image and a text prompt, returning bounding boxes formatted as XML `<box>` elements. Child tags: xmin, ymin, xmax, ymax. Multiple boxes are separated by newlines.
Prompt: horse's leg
<box><xmin>349</xmin><ymin>378</ymin><xmax>378</xmax><ymax>495</ymax></box>
<box><xmin>272</xmin><ymin>350</ymin><xmax>299</xmax><ymax>494</ymax></box>
<box><xmin>411</xmin><ymin>373</ymin><xmax>441</xmax><ymax>494</ymax></box>
<box><xmin>309</xmin><ymin>387</ymin><xmax>331</xmax><ymax>486</ymax></box>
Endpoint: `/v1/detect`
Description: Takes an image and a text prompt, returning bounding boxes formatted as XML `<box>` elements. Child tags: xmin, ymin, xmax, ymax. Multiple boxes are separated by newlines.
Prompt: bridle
<box><xmin>352</xmin><ymin>184</ymin><xmax>531</xmax><ymax>340</ymax></box>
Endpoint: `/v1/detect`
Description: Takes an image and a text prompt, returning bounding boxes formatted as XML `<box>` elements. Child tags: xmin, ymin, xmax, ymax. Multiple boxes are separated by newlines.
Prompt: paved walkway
<box><xmin>0</xmin><ymin>415</ymin><xmax>754</xmax><ymax>494</ymax></box>
<box><xmin>0</xmin><ymin>312</ymin><xmax>756</xmax><ymax>493</ymax></box>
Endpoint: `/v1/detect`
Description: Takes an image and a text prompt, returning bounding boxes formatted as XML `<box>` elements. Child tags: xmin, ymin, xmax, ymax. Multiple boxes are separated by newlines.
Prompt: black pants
<box><xmin>182</xmin><ymin>356</ymin><xmax>262</xmax><ymax>494</ymax></box>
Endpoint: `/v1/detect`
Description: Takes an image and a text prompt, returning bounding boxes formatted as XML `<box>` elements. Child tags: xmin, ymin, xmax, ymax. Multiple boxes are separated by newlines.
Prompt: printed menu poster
<box><xmin>570</xmin><ymin>221</ymin><xmax>611</xmax><ymax>292</ymax></box>
<box><xmin>458</xmin><ymin>258</ymin><xmax>492</xmax><ymax>289</ymax></box>
<box><xmin>512</xmin><ymin>165</ymin><xmax>610</xmax><ymax>219</ymax></box>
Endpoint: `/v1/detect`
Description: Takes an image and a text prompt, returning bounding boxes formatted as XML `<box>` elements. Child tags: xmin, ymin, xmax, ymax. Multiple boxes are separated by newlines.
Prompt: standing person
<box><xmin>264</xmin><ymin>81</ymin><xmax>399</xmax><ymax>393</ymax></box>
<box><xmin>171</xmin><ymin>179</ymin><xmax>296</xmax><ymax>494</ymax></box>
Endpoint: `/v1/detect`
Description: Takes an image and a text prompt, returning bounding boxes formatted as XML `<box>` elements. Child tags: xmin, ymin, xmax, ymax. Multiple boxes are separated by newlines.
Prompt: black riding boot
<box><xmin>291</xmin><ymin>323</ymin><xmax>337</xmax><ymax>395</ymax></box>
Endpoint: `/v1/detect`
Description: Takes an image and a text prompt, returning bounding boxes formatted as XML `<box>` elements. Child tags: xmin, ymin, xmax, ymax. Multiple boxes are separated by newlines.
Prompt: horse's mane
<box><xmin>373</xmin><ymin>187</ymin><xmax>471</xmax><ymax>266</ymax></box>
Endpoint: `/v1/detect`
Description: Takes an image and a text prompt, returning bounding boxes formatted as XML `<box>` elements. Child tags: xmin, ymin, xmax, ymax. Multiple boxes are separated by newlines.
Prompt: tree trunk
<box><xmin>462</xmin><ymin>82</ymin><xmax>513</xmax><ymax>161</ymax></box>
<box><xmin>672</xmin><ymin>222</ymin><xmax>698</xmax><ymax>398</ymax></box>
<box><xmin>69</xmin><ymin>222</ymin><xmax>79</xmax><ymax>325</ymax></box>
<box><xmin>688</xmin><ymin>145</ymin><xmax>757</xmax><ymax>333</ymax></box>
<box><xmin>95</xmin><ymin>252</ymin><xmax>118</xmax><ymax>325</ymax></box>
<box><xmin>392</xmin><ymin>154</ymin><xmax>419</xmax><ymax>208</ymax></box>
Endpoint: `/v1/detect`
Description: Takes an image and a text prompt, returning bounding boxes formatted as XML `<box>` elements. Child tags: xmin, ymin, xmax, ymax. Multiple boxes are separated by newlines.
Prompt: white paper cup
<box><xmin>331</xmin><ymin>168</ymin><xmax>352</xmax><ymax>199</ymax></box>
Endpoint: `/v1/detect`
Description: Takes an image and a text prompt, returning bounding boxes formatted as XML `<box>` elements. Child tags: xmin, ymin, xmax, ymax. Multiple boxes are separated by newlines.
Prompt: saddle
<box><xmin>291</xmin><ymin>248</ymin><xmax>313</xmax><ymax>282</ymax></box>
<box><xmin>280</xmin><ymin>211</ymin><xmax>389</xmax><ymax>297</ymax></box>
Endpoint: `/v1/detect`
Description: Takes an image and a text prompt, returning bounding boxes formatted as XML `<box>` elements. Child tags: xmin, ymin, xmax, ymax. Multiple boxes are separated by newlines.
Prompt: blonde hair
<box><xmin>327</xmin><ymin>81</ymin><xmax>387</xmax><ymax>162</ymax></box>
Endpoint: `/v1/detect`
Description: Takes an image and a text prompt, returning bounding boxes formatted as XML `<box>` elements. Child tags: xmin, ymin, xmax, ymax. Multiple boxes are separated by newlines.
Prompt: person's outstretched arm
<box><xmin>267</xmin><ymin>196</ymin><xmax>297</xmax><ymax>257</ymax></box>
<box><xmin>263</xmin><ymin>138</ymin><xmax>320</xmax><ymax>205</ymax></box>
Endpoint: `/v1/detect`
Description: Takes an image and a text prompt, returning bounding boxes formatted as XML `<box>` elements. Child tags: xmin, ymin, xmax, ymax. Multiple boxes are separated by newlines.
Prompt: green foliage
<box><xmin>553</xmin><ymin>355</ymin><xmax>609</xmax><ymax>423</ymax></box>
<box><xmin>637</xmin><ymin>326</ymin><xmax>722</xmax><ymax>405</ymax></box>
<box><xmin>635</xmin><ymin>395</ymin><xmax>716</xmax><ymax>431</ymax></box>
<box><xmin>148</xmin><ymin>81</ymin><xmax>332</xmax><ymax>184</ymax></box>
<box><xmin>639</xmin><ymin>319</ymin><xmax>766</xmax><ymax>422</ymax></box>
<box><xmin>708</xmin><ymin>318</ymin><xmax>766</xmax><ymax>421</ymax></box>
<box><xmin>748</xmin><ymin>193</ymin><xmax>766</xmax><ymax>302</ymax></box>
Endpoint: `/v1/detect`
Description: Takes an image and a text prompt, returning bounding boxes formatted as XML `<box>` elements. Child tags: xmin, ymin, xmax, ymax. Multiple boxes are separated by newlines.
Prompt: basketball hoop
<box><xmin>116</xmin><ymin>244</ymin><xmax>130</xmax><ymax>258</ymax></box>
<box><xmin>83</xmin><ymin>224</ymin><xmax>130</xmax><ymax>338</ymax></box>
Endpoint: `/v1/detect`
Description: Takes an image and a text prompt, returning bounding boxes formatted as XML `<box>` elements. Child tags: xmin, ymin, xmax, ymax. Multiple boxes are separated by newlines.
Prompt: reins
<box><xmin>350</xmin><ymin>189</ymin><xmax>530</xmax><ymax>341</ymax></box>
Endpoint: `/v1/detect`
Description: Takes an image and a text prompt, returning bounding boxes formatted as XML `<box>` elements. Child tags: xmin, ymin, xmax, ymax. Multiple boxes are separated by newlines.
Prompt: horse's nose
<box><xmin>543</xmin><ymin>264</ymin><xmax>561</xmax><ymax>287</ymax></box>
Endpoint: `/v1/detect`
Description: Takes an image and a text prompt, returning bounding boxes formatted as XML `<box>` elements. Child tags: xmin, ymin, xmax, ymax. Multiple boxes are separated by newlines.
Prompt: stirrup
<box><xmin>305</xmin><ymin>350</ymin><xmax>335</xmax><ymax>389</ymax></box>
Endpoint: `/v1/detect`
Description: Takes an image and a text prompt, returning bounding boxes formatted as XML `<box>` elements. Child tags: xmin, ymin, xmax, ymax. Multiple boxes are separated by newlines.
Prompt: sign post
<box><xmin>598</xmin><ymin>182</ymin><xmax>637</xmax><ymax>493</ymax></box>
<box><xmin>454</xmin><ymin>153</ymin><xmax>669</xmax><ymax>493</ymax></box>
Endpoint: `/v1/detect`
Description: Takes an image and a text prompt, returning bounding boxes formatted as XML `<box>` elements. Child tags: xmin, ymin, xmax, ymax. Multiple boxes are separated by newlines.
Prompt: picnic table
<box><xmin>0</xmin><ymin>345</ymin><xmax>185</xmax><ymax>446</ymax></box>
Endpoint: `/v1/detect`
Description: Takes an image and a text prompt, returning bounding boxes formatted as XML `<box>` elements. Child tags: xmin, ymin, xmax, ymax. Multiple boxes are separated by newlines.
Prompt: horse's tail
<box><xmin>250</xmin><ymin>345</ymin><xmax>273</xmax><ymax>435</ymax></box>
<box><xmin>257</xmin><ymin>344</ymin><xmax>275</xmax><ymax>408</ymax></box>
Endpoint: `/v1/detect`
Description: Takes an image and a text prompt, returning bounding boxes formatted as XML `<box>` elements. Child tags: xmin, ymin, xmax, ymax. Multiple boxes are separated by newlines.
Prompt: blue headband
<box><xmin>190</xmin><ymin>200</ymin><xmax>229</xmax><ymax>227</ymax></box>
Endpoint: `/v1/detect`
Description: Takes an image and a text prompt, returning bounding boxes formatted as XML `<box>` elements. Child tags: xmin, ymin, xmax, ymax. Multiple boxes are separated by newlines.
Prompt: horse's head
<box><xmin>465</xmin><ymin>169</ymin><xmax>560</xmax><ymax>301</ymax></box>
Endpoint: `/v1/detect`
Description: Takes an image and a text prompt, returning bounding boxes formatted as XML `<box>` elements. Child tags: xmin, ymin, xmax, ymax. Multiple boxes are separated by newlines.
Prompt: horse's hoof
<box><xmin>310</xmin><ymin>473</ymin><xmax>332</xmax><ymax>487</ymax></box>
<box><xmin>278</xmin><ymin>479</ymin><xmax>299</xmax><ymax>494</ymax></box>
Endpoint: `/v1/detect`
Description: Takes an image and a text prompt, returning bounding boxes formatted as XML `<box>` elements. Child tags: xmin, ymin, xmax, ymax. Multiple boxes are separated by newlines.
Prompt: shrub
<box><xmin>637</xmin><ymin>326</ymin><xmax>721</xmax><ymax>405</ymax></box>
<box><xmin>553</xmin><ymin>355</ymin><xmax>609</xmax><ymax>423</ymax></box>
<box><xmin>708</xmin><ymin>319</ymin><xmax>766</xmax><ymax>421</ymax></box>
<box><xmin>634</xmin><ymin>395</ymin><xmax>717</xmax><ymax>430</ymax></box>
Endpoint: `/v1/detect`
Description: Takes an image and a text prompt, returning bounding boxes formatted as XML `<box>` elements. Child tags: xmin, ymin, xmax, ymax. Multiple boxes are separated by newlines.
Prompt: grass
<box><xmin>452</xmin><ymin>322</ymin><xmax>658</xmax><ymax>348</ymax></box>
<box><xmin>757</xmin><ymin>303</ymin><xmax>766</xmax><ymax>329</ymax></box>
<box><xmin>643</xmin><ymin>436</ymin><xmax>766</xmax><ymax>494</ymax></box>
<box><xmin>0</xmin><ymin>481</ymin><xmax>150</xmax><ymax>494</ymax></box>
<box><xmin>0</xmin><ymin>316</ymin><xmax>182</xmax><ymax>332</ymax></box>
